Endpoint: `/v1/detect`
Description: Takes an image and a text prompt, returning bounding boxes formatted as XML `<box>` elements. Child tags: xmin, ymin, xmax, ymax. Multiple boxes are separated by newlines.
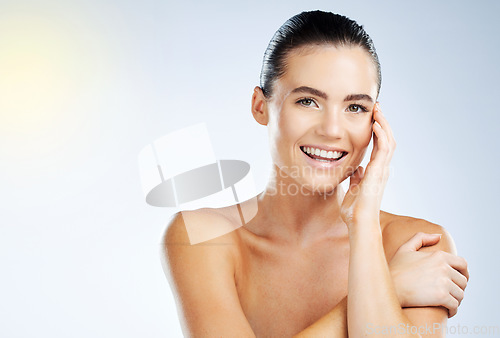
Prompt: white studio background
<box><xmin>0</xmin><ymin>0</ymin><xmax>498</xmax><ymax>337</ymax></box>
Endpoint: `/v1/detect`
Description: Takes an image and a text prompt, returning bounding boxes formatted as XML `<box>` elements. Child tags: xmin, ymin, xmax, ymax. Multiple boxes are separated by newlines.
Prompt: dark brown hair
<box><xmin>260</xmin><ymin>10</ymin><xmax>381</xmax><ymax>98</ymax></box>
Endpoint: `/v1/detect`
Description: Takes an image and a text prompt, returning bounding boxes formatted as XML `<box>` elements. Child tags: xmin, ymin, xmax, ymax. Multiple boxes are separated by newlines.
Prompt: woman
<box><xmin>161</xmin><ymin>11</ymin><xmax>469</xmax><ymax>337</ymax></box>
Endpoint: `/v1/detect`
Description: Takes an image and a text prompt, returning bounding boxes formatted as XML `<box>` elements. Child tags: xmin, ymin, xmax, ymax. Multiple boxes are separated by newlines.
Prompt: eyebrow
<box><xmin>344</xmin><ymin>94</ymin><xmax>374</xmax><ymax>103</ymax></box>
<box><xmin>290</xmin><ymin>86</ymin><xmax>328</xmax><ymax>100</ymax></box>
<box><xmin>290</xmin><ymin>86</ymin><xmax>374</xmax><ymax>103</ymax></box>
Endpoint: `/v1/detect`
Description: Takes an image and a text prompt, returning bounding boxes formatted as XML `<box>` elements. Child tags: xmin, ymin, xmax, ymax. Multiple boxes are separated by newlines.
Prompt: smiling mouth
<box><xmin>300</xmin><ymin>146</ymin><xmax>348</xmax><ymax>163</ymax></box>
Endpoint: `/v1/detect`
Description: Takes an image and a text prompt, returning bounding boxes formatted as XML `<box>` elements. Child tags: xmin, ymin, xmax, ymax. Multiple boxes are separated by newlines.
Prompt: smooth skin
<box><xmin>161</xmin><ymin>46</ymin><xmax>468</xmax><ymax>337</ymax></box>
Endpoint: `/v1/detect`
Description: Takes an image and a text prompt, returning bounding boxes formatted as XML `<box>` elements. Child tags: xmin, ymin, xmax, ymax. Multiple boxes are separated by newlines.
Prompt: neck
<box><xmin>252</xmin><ymin>165</ymin><xmax>348</xmax><ymax>244</ymax></box>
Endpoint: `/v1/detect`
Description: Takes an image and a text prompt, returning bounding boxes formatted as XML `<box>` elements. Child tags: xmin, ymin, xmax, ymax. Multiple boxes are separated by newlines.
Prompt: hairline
<box><xmin>264</xmin><ymin>43</ymin><xmax>381</xmax><ymax>100</ymax></box>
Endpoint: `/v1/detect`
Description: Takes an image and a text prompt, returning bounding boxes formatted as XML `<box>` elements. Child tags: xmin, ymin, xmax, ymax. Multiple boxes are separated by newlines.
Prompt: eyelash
<box><xmin>296</xmin><ymin>97</ymin><xmax>317</xmax><ymax>107</ymax></box>
<box><xmin>347</xmin><ymin>103</ymin><xmax>369</xmax><ymax>113</ymax></box>
<box><xmin>295</xmin><ymin>98</ymin><xmax>369</xmax><ymax>114</ymax></box>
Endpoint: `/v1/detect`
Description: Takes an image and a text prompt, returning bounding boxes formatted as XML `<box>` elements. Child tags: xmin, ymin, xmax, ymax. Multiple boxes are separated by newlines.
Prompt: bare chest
<box><xmin>235</xmin><ymin>240</ymin><xmax>350</xmax><ymax>337</ymax></box>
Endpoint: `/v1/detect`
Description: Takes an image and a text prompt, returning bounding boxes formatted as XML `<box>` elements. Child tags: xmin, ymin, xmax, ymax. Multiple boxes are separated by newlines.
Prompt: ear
<box><xmin>251</xmin><ymin>86</ymin><xmax>269</xmax><ymax>126</ymax></box>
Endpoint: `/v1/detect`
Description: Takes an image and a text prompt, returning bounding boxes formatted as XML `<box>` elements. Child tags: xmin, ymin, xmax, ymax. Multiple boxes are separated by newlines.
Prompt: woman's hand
<box><xmin>341</xmin><ymin>102</ymin><xmax>396</xmax><ymax>228</ymax></box>
<box><xmin>389</xmin><ymin>232</ymin><xmax>469</xmax><ymax>318</ymax></box>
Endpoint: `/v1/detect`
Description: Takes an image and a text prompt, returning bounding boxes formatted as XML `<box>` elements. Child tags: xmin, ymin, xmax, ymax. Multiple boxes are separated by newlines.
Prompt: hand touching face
<box><xmin>340</xmin><ymin>101</ymin><xmax>397</xmax><ymax>226</ymax></box>
<box><xmin>251</xmin><ymin>46</ymin><xmax>379</xmax><ymax>194</ymax></box>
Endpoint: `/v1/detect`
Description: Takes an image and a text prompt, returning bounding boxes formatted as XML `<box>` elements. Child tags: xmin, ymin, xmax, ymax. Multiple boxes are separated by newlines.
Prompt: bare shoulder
<box><xmin>160</xmin><ymin>208</ymin><xmax>240</xmax><ymax>277</ymax></box>
<box><xmin>162</xmin><ymin>208</ymin><xmax>240</xmax><ymax>246</ymax></box>
<box><xmin>160</xmin><ymin>209</ymin><xmax>252</xmax><ymax>336</ymax></box>
<box><xmin>380</xmin><ymin>210</ymin><xmax>457</xmax><ymax>261</ymax></box>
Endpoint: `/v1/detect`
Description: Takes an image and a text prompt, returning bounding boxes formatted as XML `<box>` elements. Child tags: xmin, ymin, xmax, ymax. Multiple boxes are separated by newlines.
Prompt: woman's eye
<box><xmin>297</xmin><ymin>98</ymin><xmax>317</xmax><ymax>107</ymax></box>
<box><xmin>347</xmin><ymin>104</ymin><xmax>368</xmax><ymax>113</ymax></box>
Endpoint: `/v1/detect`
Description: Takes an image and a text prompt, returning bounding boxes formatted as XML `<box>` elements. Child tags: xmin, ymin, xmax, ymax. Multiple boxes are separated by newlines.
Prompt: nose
<box><xmin>316</xmin><ymin>109</ymin><xmax>346</xmax><ymax>139</ymax></box>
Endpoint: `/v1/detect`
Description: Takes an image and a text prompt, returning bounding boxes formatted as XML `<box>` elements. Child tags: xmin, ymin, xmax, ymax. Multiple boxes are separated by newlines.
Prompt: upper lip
<box><xmin>300</xmin><ymin>144</ymin><xmax>348</xmax><ymax>153</ymax></box>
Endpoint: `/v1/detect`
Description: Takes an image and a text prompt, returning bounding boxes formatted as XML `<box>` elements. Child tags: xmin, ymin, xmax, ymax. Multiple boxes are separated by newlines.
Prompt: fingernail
<box><xmin>432</xmin><ymin>233</ymin><xmax>442</xmax><ymax>237</ymax></box>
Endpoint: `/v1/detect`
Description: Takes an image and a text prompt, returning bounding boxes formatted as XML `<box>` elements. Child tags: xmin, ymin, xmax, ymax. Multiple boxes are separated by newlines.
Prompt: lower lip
<box><xmin>300</xmin><ymin>149</ymin><xmax>348</xmax><ymax>168</ymax></box>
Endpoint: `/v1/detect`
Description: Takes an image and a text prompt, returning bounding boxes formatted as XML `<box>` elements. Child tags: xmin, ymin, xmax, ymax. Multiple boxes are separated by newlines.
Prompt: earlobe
<box><xmin>251</xmin><ymin>86</ymin><xmax>269</xmax><ymax>126</ymax></box>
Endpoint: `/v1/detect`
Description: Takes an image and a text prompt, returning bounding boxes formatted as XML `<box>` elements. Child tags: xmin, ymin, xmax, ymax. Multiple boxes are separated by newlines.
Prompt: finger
<box><xmin>349</xmin><ymin>166</ymin><xmax>364</xmax><ymax>189</ymax></box>
<box><xmin>448</xmin><ymin>306</ymin><xmax>457</xmax><ymax>318</ymax></box>
<box><xmin>371</xmin><ymin>120</ymin><xmax>391</xmax><ymax>165</ymax></box>
<box><xmin>368</xmin><ymin>122</ymin><xmax>388</xmax><ymax>171</ymax></box>
<box><xmin>398</xmin><ymin>232</ymin><xmax>442</xmax><ymax>252</ymax></box>
<box><xmin>373</xmin><ymin>103</ymin><xmax>393</xmax><ymax>140</ymax></box>
<box><xmin>445</xmin><ymin>255</ymin><xmax>469</xmax><ymax>281</ymax></box>
<box><xmin>366</xmin><ymin>109</ymin><xmax>392</xmax><ymax>185</ymax></box>
<box><xmin>444</xmin><ymin>295</ymin><xmax>459</xmax><ymax>318</ymax></box>
<box><xmin>374</xmin><ymin>103</ymin><xmax>396</xmax><ymax>151</ymax></box>
<box><xmin>449</xmin><ymin>267</ymin><xmax>468</xmax><ymax>291</ymax></box>
<box><xmin>373</xmin><ymin>108</ymin><xmax>395</xmax><ymax>171</ymax></box>
<box><xmin>448</xmin><ymin>278</ymin><xmax>465</xmax><ymax>306</ymax></box>
<box><xmin>348</xmin><ymin>167</ymin><xmax>363</xmax><ymax>193</ymax></box>
<box><xmin>370</xmin><ymin>123</ymin><xmax>378</xmax><ymax>162</ymax></box>
<box><xmin>446</xmin><ymin>280</ymin><xmax>464</xmax><ymax>318</ymax></box>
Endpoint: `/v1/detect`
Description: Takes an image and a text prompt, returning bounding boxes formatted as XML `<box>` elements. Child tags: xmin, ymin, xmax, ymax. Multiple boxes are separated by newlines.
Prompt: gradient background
<box><xmin>1</xmin><ymin>0</ymin><xmax>499</xmax><ymax>336</ymax></box>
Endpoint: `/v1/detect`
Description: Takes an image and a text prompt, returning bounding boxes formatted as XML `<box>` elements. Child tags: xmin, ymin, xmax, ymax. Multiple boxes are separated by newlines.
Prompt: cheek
<box><xmin>360</xmin><ymin>126</ymin><xmax>372</xmax><ymax>147</ymax></box>
<box><xmin>350</xmin><ymin>122</ymin><xmax>373</xmax><ymax>154</ymax></box>
<box><xmin>267</xmin><ymin>112</ymin><xmax>293</xmax><ymax>163</ymax></box>
<box><xmin>274</xmin><ymin>109</ymin><xmax>305</xmax><ymax>145</ymax></box>
<box><xmin>350</xmin><ymin>116</ymin><xmax>372</xmax><ymax>137</ymax></box>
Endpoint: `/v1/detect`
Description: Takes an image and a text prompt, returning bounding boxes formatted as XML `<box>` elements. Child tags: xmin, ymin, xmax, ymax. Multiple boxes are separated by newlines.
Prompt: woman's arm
<box><xmin>341</xmin><ymin>102</ymin><xmax>421</xmax><ymax>336</ymax></box>
<box><xmin>384</xmin><ymin>219</ymin><xmax>468</xmax><ymax>328</ymax></box>
<box><xmin>162</xmin><ymin>211</ymin><xmax>467</xmax><ymax>337</ymax></box>
<box><xmin>293</xmin><ymin>229</ymin><xmax>468</xmax><ymax>337</ymax></box>
<box><xmin>347</xmin><ymin>216</ymin><xmax>422</xmax><ymax>336</ymax></box>
<box><xmin>339</xmin><ymin>103</ymin><xmax>467</xmax><ymax>337</ymax></box>
<box><xmin>295</xmin><ymin>228</ymin><xmax>460</xmax><ymax>337</ymax></box>
<box><xmin>160</xmin><ymin>212</ymin><xmax>255</xmax><ymax>337</ymax></box>
<box><xmin>293</xmin><ymin>296</ymin><xmax>348</xmax><ymax>337</ymax></box>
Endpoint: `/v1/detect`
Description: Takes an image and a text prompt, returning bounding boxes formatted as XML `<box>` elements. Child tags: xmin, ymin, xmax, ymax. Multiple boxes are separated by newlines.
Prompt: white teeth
<box><xmin>302</xmin><ymin>146</ymin><xmax>345</xmax><ymax>161</ymax></box>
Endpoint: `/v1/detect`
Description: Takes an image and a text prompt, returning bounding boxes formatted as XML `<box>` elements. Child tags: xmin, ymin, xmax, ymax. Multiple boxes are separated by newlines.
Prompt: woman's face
<box><xmin>257</xmin><ymin>45</ymin><xmax>379</xmax><ymax>194</ymax></box>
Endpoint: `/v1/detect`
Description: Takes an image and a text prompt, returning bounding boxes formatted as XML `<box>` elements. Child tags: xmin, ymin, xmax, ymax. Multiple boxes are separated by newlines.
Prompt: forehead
<box><xmin>277</xmin><ymin>46</ymin><xmax>378</xmax><ymax>100</ymax></box>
